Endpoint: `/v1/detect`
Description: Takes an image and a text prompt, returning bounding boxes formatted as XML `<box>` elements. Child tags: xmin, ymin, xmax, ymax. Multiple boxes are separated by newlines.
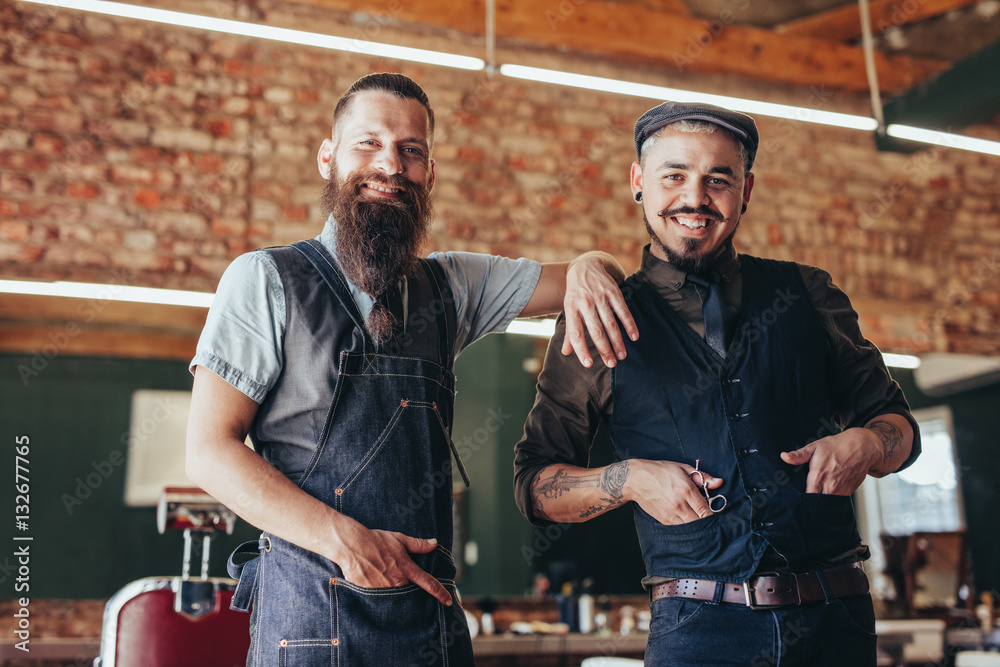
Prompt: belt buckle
<box><xmin>742</xmin><ymin>573</ymin><xmax>801</xmax><ymax>610</ymax></box>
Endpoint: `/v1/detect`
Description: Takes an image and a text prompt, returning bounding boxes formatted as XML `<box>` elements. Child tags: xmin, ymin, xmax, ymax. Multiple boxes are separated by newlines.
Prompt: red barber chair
<box><xmin>94</xmin><ymin>488</ymin><xmax>250</xmax><ymax>667</ymax></box>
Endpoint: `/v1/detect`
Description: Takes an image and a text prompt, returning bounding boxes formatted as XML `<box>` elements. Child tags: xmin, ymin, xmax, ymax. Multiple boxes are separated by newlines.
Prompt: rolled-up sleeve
<box><xmin>429</xmin><ymin>251</ymin><xmax>541</xmax><ymax>353</ymax></box>
<box><xmin>513</xmin><ymin>315</ymin><xmax>612</xmax><ymax>526</ymax></box>
<box><xmin>190</xmin><ymin>251</ymin><xmax>286</xmax><ymax>404</ymax></box>
<box><xmin>801</xmin><ymin>265</ymin><xmax>921</xmax><ymax>471</ymax></box>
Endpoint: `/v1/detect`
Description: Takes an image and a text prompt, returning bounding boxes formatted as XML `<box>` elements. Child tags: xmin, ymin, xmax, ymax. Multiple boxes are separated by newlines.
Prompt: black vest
<box><xmin>609</xmin><ymin>255</ymin><xmax>862</xmax><ymax>581</ymax></box>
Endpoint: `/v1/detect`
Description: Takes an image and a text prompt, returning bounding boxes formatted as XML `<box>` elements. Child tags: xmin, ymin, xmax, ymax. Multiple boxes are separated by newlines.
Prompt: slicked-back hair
<box><xmin>331</xmin><ymin>73</ymin><xmax>435</xmax><ymax>147</ymax></box>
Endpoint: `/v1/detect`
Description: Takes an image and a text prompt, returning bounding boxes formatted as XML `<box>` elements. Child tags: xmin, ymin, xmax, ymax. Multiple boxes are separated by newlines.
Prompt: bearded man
<box><xmin>186</xmin><ymin>73</ymin><xmax>634</xmax><ymax>667</ymax></box>
<box><xmin>514</xmin><ymin>101</ymin><xmax>922</xmax><ymax>666</ymax></box>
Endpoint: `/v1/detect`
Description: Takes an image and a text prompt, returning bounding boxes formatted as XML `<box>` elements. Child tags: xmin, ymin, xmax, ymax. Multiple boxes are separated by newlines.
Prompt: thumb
<box><xmin>781</xmin><ymin>443</ymin><xmax>815</xmax><ymax>466</ymax></box>
<box><xmin>396</xmin><ymin>533</ymin><xmax>438</xmax><ymax>554</ymax></box>
<box><xmin>704</xmin><ymin>476</ymin><xmax>724</xmax><ymax>489</ymax></box>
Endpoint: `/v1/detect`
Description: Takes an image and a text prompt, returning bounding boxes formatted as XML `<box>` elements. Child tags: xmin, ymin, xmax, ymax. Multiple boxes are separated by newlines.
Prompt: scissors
<box><xmin>689</xmin><ymin>459</ymin><xmax>727</xmax><ymax>513</ymax></box>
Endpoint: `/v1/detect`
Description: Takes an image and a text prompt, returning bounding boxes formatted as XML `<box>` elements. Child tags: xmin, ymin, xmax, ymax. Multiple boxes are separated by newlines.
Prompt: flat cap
<box><xmin>634</xmin><ymin>100</ymin><xmax>759</xmax><ymax>170</ymax></box>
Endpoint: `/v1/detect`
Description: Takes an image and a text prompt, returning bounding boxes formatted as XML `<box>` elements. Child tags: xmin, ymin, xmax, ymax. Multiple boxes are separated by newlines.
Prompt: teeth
<box><xmin>366</xmin><ymin>183</ymin><xmax>401</xmax><ymax>194</ymax></box>
<box><xmin>675</xmin><ymin>217</ymin><xmax>708</xmax><ymax>229</ymax></box>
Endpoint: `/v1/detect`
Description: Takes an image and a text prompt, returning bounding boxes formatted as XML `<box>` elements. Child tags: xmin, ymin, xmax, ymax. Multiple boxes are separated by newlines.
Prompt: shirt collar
<box><xmin>638</xmin><ymin>243</ymin><xmax>740</xmax><ymax>292</ymax></box>
<box><xmin>319</xmin><ymin>214</ymin><xmax>338</xmax><ymax>257</ymax></box>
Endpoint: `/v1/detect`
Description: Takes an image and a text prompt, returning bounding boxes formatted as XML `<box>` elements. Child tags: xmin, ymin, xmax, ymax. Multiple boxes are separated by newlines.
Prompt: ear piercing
<box><xmin>635</xmin><ymin>191</ymin><xmax>642</xmax><ymax>202</ymax></box>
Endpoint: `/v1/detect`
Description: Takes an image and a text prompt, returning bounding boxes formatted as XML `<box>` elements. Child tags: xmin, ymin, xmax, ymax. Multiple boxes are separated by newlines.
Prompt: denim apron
<box><xmin>229</xmin><ymin>239</ymin><xmax>475</xmax><ymax>667</ymax></box>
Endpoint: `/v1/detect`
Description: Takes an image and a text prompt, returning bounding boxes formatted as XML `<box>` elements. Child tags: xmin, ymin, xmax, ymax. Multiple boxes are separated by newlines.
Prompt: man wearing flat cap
<box><xmin>514</xmin><ymin>101</ymin><xmax>922</xmax><ymax>665</ymax></box>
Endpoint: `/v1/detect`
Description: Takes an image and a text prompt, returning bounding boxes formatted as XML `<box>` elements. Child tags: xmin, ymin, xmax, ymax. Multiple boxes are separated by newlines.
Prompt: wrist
<box><xmin>618</xmin><ymin>459</ymin><xmax>641</xmax><ymax>503</ymax></box>
<box><xmin>319</xmin><ymin>509</ymin><xmax>362</xmax><ymax>563</ymax></box>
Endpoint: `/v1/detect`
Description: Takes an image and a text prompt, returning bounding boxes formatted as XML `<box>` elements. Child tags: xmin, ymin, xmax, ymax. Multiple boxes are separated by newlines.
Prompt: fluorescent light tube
<box><xmin>20</xmin><ymin>0</ymin><xmax>485</xmax><ymax>71</ymax></box>
<box><xmin>500</xmin><ymin>64</ymin><xmax>879</xmax><ymax>131</ymax></box>
<box><xmin>886</xmin><ymin>124</ymin><xmax>1000</xmax><ymax>157</ymax></box>
<box><xmin>882</xmin><ymin>353</ymin><xmax>921</xmax><ymax>369</ymax></box>
<box><xmin>0</xmin><ymin>279</ymin><xmax>214</xmax><ymax>308</ymax></box>
<box><xmin>506</xmin><ymin>318</ymin><xmax>557</xmax><ymax>338</ymax></box>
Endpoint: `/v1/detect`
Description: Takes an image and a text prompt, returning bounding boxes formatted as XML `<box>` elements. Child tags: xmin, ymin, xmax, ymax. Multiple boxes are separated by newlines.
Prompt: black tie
<box><xmin>687</xmin><ymin>274</ymin><xmax>727</xmax><ymax>358</ymax></box>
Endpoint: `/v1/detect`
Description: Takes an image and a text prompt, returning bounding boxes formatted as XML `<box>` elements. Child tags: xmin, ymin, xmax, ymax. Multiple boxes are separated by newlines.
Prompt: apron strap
<box><xmin>417</xmin><ymin>257</ymin><xmax>469</xmax><ymax>487</ymax></box>
<box><xmin>292</xmin><ymin>239</ymin><xmax>373</xmax><ymax>350</ymax></box>
<box><xmin>227</xmin><ymin>537</ymin><xmax>269</xmax><ymax>612</ymax></box>
<box><xmin>418</xmin><ymin>258</ymin><xmax>458</xmax><ymax>369</ymax></box>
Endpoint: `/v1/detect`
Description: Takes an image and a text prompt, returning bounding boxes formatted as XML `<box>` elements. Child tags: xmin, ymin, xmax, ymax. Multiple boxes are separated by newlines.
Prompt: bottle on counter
<box><xmin>976</xmin><ymin>591</ymin><xmax>995</xmax><ymax>633</ymax></box>
<box><xmin>578</xmin><ymin>578</ymin><xmax>595</xmax><ymax>634</ymax></box>
<box><xmin>557</xmin><ymin>581</ymin><xmax>578</xmax><ymax>632</ymax></box>
<box><xmin>594</xmin><ymin>595</ymin><xmax>612</xmax><ymax>636</ymax></box>
<box><xmin>478</xmin><ymin>597</ymin><xmax>497</xmax><ymax>637</ymax></box>
<box><xmin>619</xmin><ymin>605</ymin><xmax>636</xmax><ymax>635</ymax></box>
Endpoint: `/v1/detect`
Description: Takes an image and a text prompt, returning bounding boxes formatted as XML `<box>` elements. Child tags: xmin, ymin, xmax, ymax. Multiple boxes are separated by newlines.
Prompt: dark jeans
<box><xmin>644</xmin><ymin>594</ymin><xmax>877</xmax><ymax>666</ymax></box>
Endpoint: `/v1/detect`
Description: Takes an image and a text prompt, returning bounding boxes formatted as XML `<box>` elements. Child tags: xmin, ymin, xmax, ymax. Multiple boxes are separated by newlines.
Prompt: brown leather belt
<box><xmin>649</xmin><ymin>563</ymin><xmax>869</xmax><ymax>609</ymax></box>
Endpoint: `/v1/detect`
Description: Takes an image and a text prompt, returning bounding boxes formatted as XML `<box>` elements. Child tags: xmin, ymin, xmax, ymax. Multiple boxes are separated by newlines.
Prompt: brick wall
<box><xmin>2</xmin><ymin>0</ymin><xmax>999</xmax><ymax>354</ymax></box>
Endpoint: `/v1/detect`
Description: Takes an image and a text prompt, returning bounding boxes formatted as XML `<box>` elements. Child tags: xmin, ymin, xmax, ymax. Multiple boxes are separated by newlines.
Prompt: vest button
<box><xmin>738</xmin><ymin>448</ymin><xmax>750</xmax><ymax>457</ymax></box>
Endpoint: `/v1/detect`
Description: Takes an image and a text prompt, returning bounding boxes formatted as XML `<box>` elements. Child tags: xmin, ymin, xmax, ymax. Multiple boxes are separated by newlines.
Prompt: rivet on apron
<box><xmin>335</xmin><ymin>488</ymin><xmax>343</xmax><ymax>496</ymax></box>
<box><xmin>432</xmin><ymin>402</ymin><xmax>437</xmax><ymax>410</ymax></box>
<box><xmin>279</xmin><ymin>639</ymin><xmax>288</xmax><ymax>647</ymax></box>
<box><xmin>332</xmin><ymin>639</ymin><xmax>339</xmax><ymax>646</ymax></box>
<box><xmin>401</xmin><ymin>399</ymin><xmax>407</xmax><ymax>407</ymax></box>
<box><xmin>330</xmin><ymin>577</ymin><xmax>338</xmax><ymax>585</ymax></box>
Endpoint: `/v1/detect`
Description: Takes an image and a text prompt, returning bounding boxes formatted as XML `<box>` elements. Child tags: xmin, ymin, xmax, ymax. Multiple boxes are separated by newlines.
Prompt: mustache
<box><xmin>352</xmin><ymin>172</ymin><xmax>419</xmax><ymax>200</ymax></box>
<box><xmin>657</xmin><ymin>205</ymin><xmax>725</xmax><ymax>222</ymax></box>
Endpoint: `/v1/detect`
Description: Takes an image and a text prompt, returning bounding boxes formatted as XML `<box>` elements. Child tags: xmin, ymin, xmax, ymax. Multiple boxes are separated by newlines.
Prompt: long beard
<box><xmin>644</xmin><ymin>206</ymin><xmax>739</xmax><ymax>275</ymax></box>
<box><xmin>320</xmin><ymin>167</ymin><xmax>432</xmax><ymax>344</ymax></box>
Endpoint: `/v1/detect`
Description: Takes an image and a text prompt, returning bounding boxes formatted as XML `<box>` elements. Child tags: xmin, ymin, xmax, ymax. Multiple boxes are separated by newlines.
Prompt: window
<box><xmin>856</xmin><ymin>405</ymin><xmax>965</xmax><ymax>601</ymax></box>
<box><xmin>873</xmin><ymin>406</ymin><xmax>963</xmax><ymax>534</ymax></box>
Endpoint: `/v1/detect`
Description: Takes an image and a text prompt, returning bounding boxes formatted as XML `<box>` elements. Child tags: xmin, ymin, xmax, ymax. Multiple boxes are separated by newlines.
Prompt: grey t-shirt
<box><xmin>191</xmin><ymin>218</ymin><xmax>542</xmax><ymax>404</ymax></box>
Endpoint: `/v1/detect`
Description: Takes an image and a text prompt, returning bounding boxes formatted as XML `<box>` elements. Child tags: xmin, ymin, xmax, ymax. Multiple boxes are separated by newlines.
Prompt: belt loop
<box><xmin>815</xmin><ymin>569</ymin><xmax>833</xmax><ymax>603</ymax></box>
<box><xmin>711</xmin><ymin>580</ymin><xmax>725</xmax><ymax>605</ymax></box>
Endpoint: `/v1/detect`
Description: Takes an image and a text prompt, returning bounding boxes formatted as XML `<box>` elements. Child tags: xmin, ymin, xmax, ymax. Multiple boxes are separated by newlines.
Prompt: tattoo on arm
<box><xmin>600</xmin><ymin>460</ymin><xmax>629</xmax><ymax>498</ymax></box>
<box><xmin>530</xmin><ymin>492</ymin><xmax>554</xmax><ymax>522</ymax></box>
<box><xmin>530</xmin><ymin>462</ymin><xmax>631</xmax><ymax>521</ymax></box>
<box><xmin>866</xmin><ymin>419</ymin><xmax>903</xmax><ymax>461</ymax></box>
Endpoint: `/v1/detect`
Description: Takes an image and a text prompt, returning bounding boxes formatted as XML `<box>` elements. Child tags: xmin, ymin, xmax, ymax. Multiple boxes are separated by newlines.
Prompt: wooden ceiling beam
<box><xmin>0</xmin><ymin>294</ymin><xmax>205</xmax><ymax>361</ymax></box>
<box><xmin>286</xmin><ymin>0</ymin><xmax>946</xmax><ymax>92</ymax></box>
<box><xmin>621</xmin><ymin>0</ymin><xmax>692</xmax><ymax>16</ymax></box>
<box><xmin>775</xmin><ymin>0</ymin><xmax>982</xmax><ymax>41</ymax></box>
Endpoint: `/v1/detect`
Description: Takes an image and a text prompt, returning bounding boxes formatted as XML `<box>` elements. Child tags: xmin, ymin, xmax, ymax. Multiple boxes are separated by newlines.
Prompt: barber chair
<box><xmin>94</xmin><ymin>487</ymin><xmax>250</xmax><ymax>667</ymax></box>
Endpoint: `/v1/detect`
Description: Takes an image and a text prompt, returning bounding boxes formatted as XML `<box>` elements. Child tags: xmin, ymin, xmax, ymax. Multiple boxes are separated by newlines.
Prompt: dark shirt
<box><xmin>514</xmin><ymin>244</ymin><xmax>920</xmax><ymax>581</ymax></box>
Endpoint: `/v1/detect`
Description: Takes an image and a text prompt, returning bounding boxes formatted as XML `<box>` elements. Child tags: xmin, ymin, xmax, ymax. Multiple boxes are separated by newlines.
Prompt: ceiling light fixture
<box><xmin>20</xmin><ymin>0</ymin><xmax>485</xmax><ymax>71</ymax></box>
<box><xmin>0</xmin><ymin>279</ymin><xmax>214</xmax><ymax>308</ymax></box>
<box><xmin>19</xmin><ymin>2</ymin><xmax>1000</xmax><ymax>157</ymax></box>
<box><xmin>500</xmin><ymin>64</ymin><xmax>880</xmax><ymax>131</ymax></box>
<box><xmin>505</xmin><ymin>318</ymin><xmax>557</xmax><ymax>338</ymax></box>
<box><xmin>882</xmin><ymin>353</ymin><xmax>922</xmax><ymax>369</ymax></box>
<box><xmin>886</xmin><ymin>124</ymin><xmax>1000</xmax><ymax>157</ymax></box>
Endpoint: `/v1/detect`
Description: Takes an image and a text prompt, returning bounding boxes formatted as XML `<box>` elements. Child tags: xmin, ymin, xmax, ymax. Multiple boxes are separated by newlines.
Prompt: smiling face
<box><xmin>631</xmin><ymin>126</ymin><xmax>754</xmax><ymax>274</ymax></box>
<box><xmin>314</xmin><ymin>89</ymin><xmax>436</xmax><ymax>310</ymax></box>
<box><xmin>318</xmin><ymin>89</ymin><xmax>436</xmax><ymax>196</ymax></box>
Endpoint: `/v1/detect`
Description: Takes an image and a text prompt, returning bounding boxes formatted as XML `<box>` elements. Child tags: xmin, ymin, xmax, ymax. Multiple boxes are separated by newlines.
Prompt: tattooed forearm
<box><xmin>534</xmin><ymin>468</ymin><xmax>602</xmax><ymax>500</ymax></box>
<box><xmin>866</xmin><ymin>419</ymin><xmax>903</xmax><ymax>461</ymax></box>
<box><xmin>600</xmin><ymin>460</ymin><xmax>629</xmax><ymax>499</ymax></box>
<box><xmin>580</xmin><ymin>497</ymin><xmax>624</xmax><ymax>519</ymax></box>
<box><xmin>531</xmin><ymin>462</ymin><xmax>631</xmax><ymax>522</ymax></box>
